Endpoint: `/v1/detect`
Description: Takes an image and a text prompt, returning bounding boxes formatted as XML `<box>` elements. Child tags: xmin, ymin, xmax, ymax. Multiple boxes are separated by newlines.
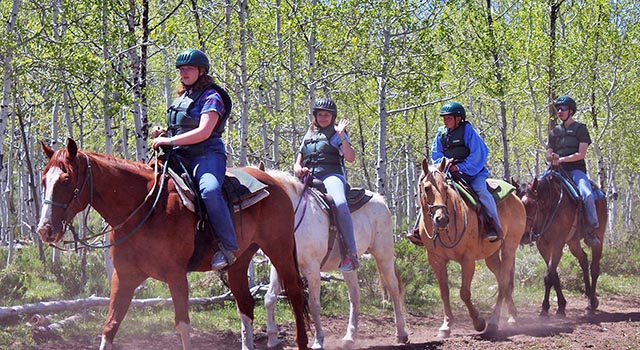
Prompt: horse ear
<box><xmin>258</xmin><ymin>161</ymin><xmax>265</xmax><ymax>171</ymax></box>
<box><xmin>437</xmin><ymin>159</ymin><xmax>446</xmax><ymax>172</ymax></box>
<box><xmin>66</xmin><ymin>138</ymin><xmax>78</xmax><ymax>159</ymax></box>
<box><xmin>531</xmin><ymin>178</ymin><xmax>538</xmax><ymax>191</ymax></box>
<box><xmin>421</xmin><ymin>158</ymin><xmax>429</xmax><ymax>174</ymax></box>
<box><xmin>41</xmin><ymin>141</ymin><xmax>55</xmax><ymax>159</ymax></box>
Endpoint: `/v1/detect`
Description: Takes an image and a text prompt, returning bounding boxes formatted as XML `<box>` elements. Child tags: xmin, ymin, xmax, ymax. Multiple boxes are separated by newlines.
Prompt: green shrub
<box><xmin>0</xmin><ymin>265</ymin><xmax>28</xmax><ymax>305</ymax></box>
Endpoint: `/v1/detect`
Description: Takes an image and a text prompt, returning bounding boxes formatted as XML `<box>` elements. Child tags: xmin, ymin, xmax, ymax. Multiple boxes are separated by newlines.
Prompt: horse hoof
<box><xmin>539</xmin><ymin>310</ymin><xmax>549</xmax><ymax>318</ymax></box>
<box><xmin>341</xmin><ymin>338</ymin><xmax>355</xmax><ymax>349</ymax></box>
<box><xmin>396</xmin><ymin>334</ymin><xmax>409</xmax><ymax>344</ymax></box>
<box><xmin>484</xmin><ymin>322</ymin><xmax>498</xmax><ymax>335</ymax></box>
<box><xmin>473</xmin><ymin>318</ymin><xmax>486</xmax><ymax>332</ymax></box>
<box><xmin>437</xmin><ymin>329</ymin><xmax>451</xmax><ymax>338</ymax></box>
<box><xmin>507</xmin><ymin>316</ymin><xmax>517</xmax><ymax>325</ymax></box>
<box><xmin>311</xmin><ymin>340</ymin><xmax>323</xmax><ymax>350</ymax></box>
<box><xmin>555</xmin><ymin>309</ymin><xmax>566</xmax><ymax>318</ymax></box>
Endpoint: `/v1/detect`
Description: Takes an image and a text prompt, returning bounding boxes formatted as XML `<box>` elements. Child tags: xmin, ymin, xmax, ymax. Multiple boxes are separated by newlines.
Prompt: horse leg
<box><xmin>226</xmin><ymin>253</ymin><xmax>256</xmax><ymax>350</ymax></box>
<box><xmin>588</xmin><ymin>242</ymin><xmax>603</xmax><ymax>313</ymax></box>
<box><xmin>483</xmin><ymin>252</ymin><xmax>504</xmax><ymax>334</ymax></box>
<box><xmin>264</xmin><ymin>265</ymin><xmax>284</xmax><ymax>348</ymax></box>
<box><xmin>372</xmin><ymin>252</ymin><xmax>408</xmax><ymax>343</ymax></box>
<box><xmin>99</xmin><ymin>270</ymin><xmax>146</xmax><ymax>350</ymax></box>
<box><xmin>167</xmin><ymin>273</ymin><xmax>192</xmax><ymax>350</ymax></box>
<box><xmin>543</xmin><ymin>245</ymin><xmax>567</xmax><ymax>317</ymax></box>
<box><xmin>428</xmin><ymin>255</ymin><xmax>453</xmax><ymax>338</ymax></box>
<box><xmin>302</xmin><ymin>265</ymin><xmax>324</xmax><ymax>350</ymax></box>
<box><xmin>460</xmin><ymin>258</ymin><xmax>485</xmax><ymax>333</ymax></box>
<box><xmin>342</xmin><ymin>270</ymin><xmax>360</xmax><ymax>348</ymax></box>
<box><xmin>265</xmin><ymin>247</ymin><xmax>310</xmax><ymax>350</ymax></box>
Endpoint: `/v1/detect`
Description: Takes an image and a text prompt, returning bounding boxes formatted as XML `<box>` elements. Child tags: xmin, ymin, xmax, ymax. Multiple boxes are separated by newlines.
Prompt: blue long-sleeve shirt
<box><xmin>431</xmin><ymin>123</ymin><xmax>489</xmax><ymax>177</ymax></box>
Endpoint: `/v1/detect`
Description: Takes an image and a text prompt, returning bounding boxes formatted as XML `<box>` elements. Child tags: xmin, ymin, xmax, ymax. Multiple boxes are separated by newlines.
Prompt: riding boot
<box><xmin>211</xmin><ymin>244</ymin><xmax>237</xmax><ymax>271</ymax></box>
<box><xmin>339</xmin><ymin>251</ymin><xmax>359</xmax><ymax>272</ymax></box>
<box><xmin>485</xmin><ymin>220</ymin><xmax>502</xmax><ymax>243</ymax></box>
<box><xmin>583</xmin><ymin>226</ymin><xmax>601</xmax><ymax>247</ymax></box>
<box><xmin>406</xmin><ymin>213</ymin><xmax>424</xmax><ymax>246</ymax></box>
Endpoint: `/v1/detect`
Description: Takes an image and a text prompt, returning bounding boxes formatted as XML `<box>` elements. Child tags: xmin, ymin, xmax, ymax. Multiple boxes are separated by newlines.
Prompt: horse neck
<box><xmin>87</xmin><ymin>154</ymin><xmax>156</xmax><ymax>225</ymax></box>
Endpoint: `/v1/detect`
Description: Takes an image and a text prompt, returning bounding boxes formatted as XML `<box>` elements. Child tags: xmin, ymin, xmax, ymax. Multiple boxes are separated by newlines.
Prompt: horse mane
<box><xmin>264</xmin><ymin>169</ymin><xmax>304</xmax><ymax>199</ymax></box>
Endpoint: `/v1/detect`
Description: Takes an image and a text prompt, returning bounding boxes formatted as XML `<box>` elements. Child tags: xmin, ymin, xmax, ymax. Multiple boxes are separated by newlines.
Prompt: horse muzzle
<box><xmin>37</xmin><ymin>223</ymin><xmax>64</xmax><ymax>243</ymax></box>
<box><xmin>433</xmin><ymin>213</ymin><xmax>449</xmax><ymax>229</ymax></box>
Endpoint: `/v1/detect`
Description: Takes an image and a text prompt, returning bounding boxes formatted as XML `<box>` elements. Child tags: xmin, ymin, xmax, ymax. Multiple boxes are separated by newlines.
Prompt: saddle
<box><xmin>450</xmin><ymin>176</ymin><xmax>514</xmax><ymax>239</ymax></box>
<box><xmin>543</xmin><ymin>170</ymin><xmax>605</xmax><ymax>242</ymax></box>
<box><xmin>162</xmin><ymin>157</ymin><xmax>270</xmax><ymax>271</ymax></box>
<box><xmin>305</xmin><ymin>178</ymin><xmax>374</xmax><ymax>268</ymax></box>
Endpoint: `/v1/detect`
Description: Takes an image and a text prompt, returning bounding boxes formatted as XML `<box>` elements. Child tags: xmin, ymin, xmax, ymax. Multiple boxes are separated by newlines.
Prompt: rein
<box><xmin>49</xmin><ymin>151</ymin><xmax>168</xmax><ymax>251</ymax></box>
<box><xmin>292</xmin><ymin>174</ymin><xmax>311</xmax><ymax>234</ymax></box>
<box><xmin>420</xmin><ymin>169</ymin><xmax>468</xmax><ymax>249</ymax></box>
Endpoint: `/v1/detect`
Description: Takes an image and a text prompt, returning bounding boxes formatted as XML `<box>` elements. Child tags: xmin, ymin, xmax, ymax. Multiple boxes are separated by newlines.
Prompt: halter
<box><xmin>418</xmin><ymin>168</ymin><xmax>468</xmax><ymax>249</ymax></box>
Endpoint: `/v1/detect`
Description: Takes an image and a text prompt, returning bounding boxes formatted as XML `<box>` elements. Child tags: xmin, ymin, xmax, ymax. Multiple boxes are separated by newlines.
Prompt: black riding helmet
<box><xmin>554</xmin><ymin>95</ymin><xmax>577</xmax><ymax>113</ymax></box>
<box><xmin>313</xmin><ymin>98</ymin><xmax>338</xmax><ymax>123</ymax></box>
<box><xmin>439</xmin><ymin>101</ymin><xmax>466</xmax><ymax>120</ymax></box>
<box><xmin>175</xmin><ymin>49</ymin><xmax>210</xmax><ymax>73</ymax></box>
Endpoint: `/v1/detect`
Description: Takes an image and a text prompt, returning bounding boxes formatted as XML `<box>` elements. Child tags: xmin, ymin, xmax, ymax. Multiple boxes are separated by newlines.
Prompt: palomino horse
<box><xmin>264</xmin><ymin>170</ymin><xmax>408</xmax><ymax>349</ymax></box>
<box><xmin>36</xmin><ymin>139</ymin><xmax>309</xmax><ymax>350</ymax></box>
<box><xmin>417</xmin><ymin>159</ymin><xmax>525</xmax><ymax>338</ymax></box>
<box><xmin>514</xmin><ymin>170</ymin><xmax>606</xmax><ymax>317</ymax></box>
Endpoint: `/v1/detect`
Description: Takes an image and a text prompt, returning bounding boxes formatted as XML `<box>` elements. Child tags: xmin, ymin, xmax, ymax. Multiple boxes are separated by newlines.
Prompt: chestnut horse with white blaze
<box><xmin>36</xmin><ymin>139</ymin><xmax>309</xmax><ymax>350</ymax></box>
<box><xmin>264</xmin><ymin>170</ymin><xmax>408</xmax><ymax>349</ymax></box>
<box><xmin>417</xmin><ymin>159</ymin><xmax>526</xmax><ymax>338</ymax></box>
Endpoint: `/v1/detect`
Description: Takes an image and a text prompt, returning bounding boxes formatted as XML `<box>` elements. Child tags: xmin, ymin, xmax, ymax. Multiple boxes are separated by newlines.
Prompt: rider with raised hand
<box><xmin>546</xmin><ymin>95</ymin><xmax>600</xmax><ymax>247</ymax></box>
<box><xmin>152</xmin><ymin>48</ymin><xmax>238</xmax><ymax>270</ymax></box>
<box><xmin>431</xmin><ymin>101</ymin><xmax>503</xmax><ymax>242</ymax></box>
<box><xmin>293</xmin><ymin>97</ymin><xmax>359</xmax><ymax>271</ymax></box>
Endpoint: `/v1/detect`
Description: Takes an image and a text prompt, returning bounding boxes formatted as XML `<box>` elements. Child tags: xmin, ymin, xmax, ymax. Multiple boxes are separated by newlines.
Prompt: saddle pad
<box><xmin>223</xmin><ymin>169</ymin><xmax>270</xmax><ymax>212</ymax></box>
<box><xmin>452</xmin><ymin>179</ymin><xmax>515</xmax><ymax>209</ymax></box>
<box><xmin>545</xmin><ymin>170</ymin><xmax>606</xmax><ymax>201</ymax></box>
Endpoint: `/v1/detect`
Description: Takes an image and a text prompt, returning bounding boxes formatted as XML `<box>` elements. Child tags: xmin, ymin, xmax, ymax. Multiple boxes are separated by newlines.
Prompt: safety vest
<box><xmin>166</xmin><ymin>82</ymin><xmax>232</xmax><ymax>139</ymax></box>
<box><xmin>551</xmin><ymin>122</ymin><xmax>583</xmax><ymax>157</ymax></box>
<box><xmin>438</xmin><ymin>122</ymin><xmax>470</xmax><ymax>161</ymax></box>
<box><xmin>300</xmin><ymin>127</ymin><xmax>344</xmax><ymax>178</ymax></box>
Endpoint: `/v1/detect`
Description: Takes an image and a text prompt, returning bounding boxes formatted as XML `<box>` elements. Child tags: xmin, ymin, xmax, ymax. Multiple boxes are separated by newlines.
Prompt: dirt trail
<box><xmin>32</xmin><ymin>294</ymin><xmax>640</xmax><ymax>350</ymax></box>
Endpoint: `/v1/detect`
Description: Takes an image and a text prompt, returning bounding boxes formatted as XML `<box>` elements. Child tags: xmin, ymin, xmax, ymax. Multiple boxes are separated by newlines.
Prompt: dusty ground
<box><xmin>30</xmin><ymin>294</ymin><xmax>640</xmax><ymax>349</ymax></box>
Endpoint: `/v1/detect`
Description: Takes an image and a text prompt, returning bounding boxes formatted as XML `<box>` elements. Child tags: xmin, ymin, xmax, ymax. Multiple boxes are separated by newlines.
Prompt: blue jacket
<box><xmin>431</xmin><ymin>122</ymin><xmax>489</xmax><ymax>177</ymax></box>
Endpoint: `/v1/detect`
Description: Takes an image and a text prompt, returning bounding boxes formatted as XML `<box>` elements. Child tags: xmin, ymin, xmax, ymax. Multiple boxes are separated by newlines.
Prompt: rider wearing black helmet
<box><xmin>546</xmin><ymin>95</ymin><xmax>600</xmax><ymax>247</ymax></box>
<box><xmin>294</xmin><ymin>97</ymin><xmax>359</xmax><ymax>271</ymax></box>
<box><xmin>152</xmin><ymin>49</ymin><xmax>238</xmax><ymax>270</ymax></box>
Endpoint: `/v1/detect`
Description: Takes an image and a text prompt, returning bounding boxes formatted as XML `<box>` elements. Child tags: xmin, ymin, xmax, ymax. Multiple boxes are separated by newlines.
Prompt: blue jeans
<box><xmin>319</xmin><ymin>174</ymin><xmax>357</xmax><ymax>255</ymax></box>
<box><xmin>469</xmin><ymin>172</ymin><xmax>502</xmax><ymax>230</ymax></box>
<box><xmin>569</xmin><ymin>169</ymin><xmax>599</xmax><ymax>228</ymax></box>
<box><xmin>188</xmin><ymin>146</ymin><xmax>238</xmax><ymax>252</ymax></box>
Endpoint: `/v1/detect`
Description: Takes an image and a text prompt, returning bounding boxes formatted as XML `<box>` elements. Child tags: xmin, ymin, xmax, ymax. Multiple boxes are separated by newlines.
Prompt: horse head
<box><xmin>37</xmin><ymin>138</ymin><xmax>91</xmax><ymax>243</ymax></box>
<box><xmin>419</xmin><ymin>159</ymin><xmax>452</xmax><ymax>230</ymax></box>
<box><xmin>518</xmin><ymin>173</ymin><xmax>563</xmax><ymax>241</ymax></box>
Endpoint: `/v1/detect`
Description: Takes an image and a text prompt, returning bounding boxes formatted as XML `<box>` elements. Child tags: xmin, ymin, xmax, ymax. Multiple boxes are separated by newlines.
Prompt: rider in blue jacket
<box><xmin>431</xmin><ymin>102</ymin><xmax>502</xmax><ymax>242</ymax></box>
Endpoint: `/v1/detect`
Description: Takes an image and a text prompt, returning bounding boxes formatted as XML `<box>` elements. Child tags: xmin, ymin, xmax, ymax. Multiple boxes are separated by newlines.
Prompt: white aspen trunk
<box><xmin>101</xmin><ymin>0</ymin><xmax>114</xmax><ymax>279</ymax></box>
<box><xmin>224</xmin><ymin>0</ymin><xmax>237</xmax><ymax>167</ymax></box>
<box><xmin>375</xmin><ymin>28</ymin><xmax>390</xmax><ymax>196</ymax></box>
<box><xmin>238</xmin><ymin>0</ymin><xmax>250</xmax><ymax>167</ymax></box>
<box><xmin>1</xmin><ymin>0</ymin><xmax>21</xmax><ymax>252</ymax></box>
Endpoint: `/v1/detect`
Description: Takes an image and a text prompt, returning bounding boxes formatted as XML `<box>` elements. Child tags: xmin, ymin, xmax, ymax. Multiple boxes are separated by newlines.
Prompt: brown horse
<box><xmin>514</xmin><ymin>170</ymin><xmax>606</xmax><ymax>317</ymax></box>
<box><xmin>417</xmin><ymin>159</ymin><xmax>526</xmax><ymax>338</ymax></box>
<box><xmin>36</xmin><ymin>139</ymin><xmax>309</xmax><ymax>350</ymax></box>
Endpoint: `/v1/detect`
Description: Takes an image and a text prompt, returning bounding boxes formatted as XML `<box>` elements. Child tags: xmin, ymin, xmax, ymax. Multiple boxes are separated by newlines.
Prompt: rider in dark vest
<box><xmin>152</xmin><ymin>48</ymin><xmax>237</xmax><ymax>270</ymax></box>
<box><xmin>294</xmin><ymin>98</ymin><xmax>360</xmax><ymax>272</ymax></box>
<box><xmin>432</xmin><ymin>102</ymin><xmax>503</xmax><ymax>242</ymax></box>
<box><xmin>546</xmin><ymin>95</ymin><xmax>600</xmax><ymax>247</ymax></box>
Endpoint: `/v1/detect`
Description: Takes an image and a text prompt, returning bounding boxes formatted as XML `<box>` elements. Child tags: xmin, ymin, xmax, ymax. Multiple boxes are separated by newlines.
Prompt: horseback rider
<box><xmin>151</xmin><ymin>48</ymin><xmax>238</xmax><ymax>270</ymax></box>
<box><xmin>431</xmin><ymin>102</ymin><xmax>503</xmax><ymax>242</ymax></box>
<box><xmin>546</xmin><ymin>95</ymin><xmax>601</xmax><ymax>247</ymax></box>
<box><xmin>293</xmin><ymin>97</ymin><xmax>359</xmax><ymax>271</ymax></box>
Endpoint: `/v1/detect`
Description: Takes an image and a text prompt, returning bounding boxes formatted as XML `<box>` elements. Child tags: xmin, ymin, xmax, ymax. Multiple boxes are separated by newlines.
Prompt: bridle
<box><xmin>418</xmin><ymin>168</ymin><xmax>468</xmax><ymax>249</ymax></box>
<box><xmin>523</xmin><ymin>174</ymin><xmax>565</xmax><ymax>242</ymax></box>
<box><xmin>44</xmin><ymin>151</ymin><xmax>168</xmax><ymax>251</ymax></box>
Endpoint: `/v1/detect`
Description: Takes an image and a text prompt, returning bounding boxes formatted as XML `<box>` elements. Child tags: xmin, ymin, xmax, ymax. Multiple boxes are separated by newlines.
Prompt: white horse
<box><xmin>264</xmin><ymin>170</ymin><xmax>408</xmax><ymax>349</ymax></box>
